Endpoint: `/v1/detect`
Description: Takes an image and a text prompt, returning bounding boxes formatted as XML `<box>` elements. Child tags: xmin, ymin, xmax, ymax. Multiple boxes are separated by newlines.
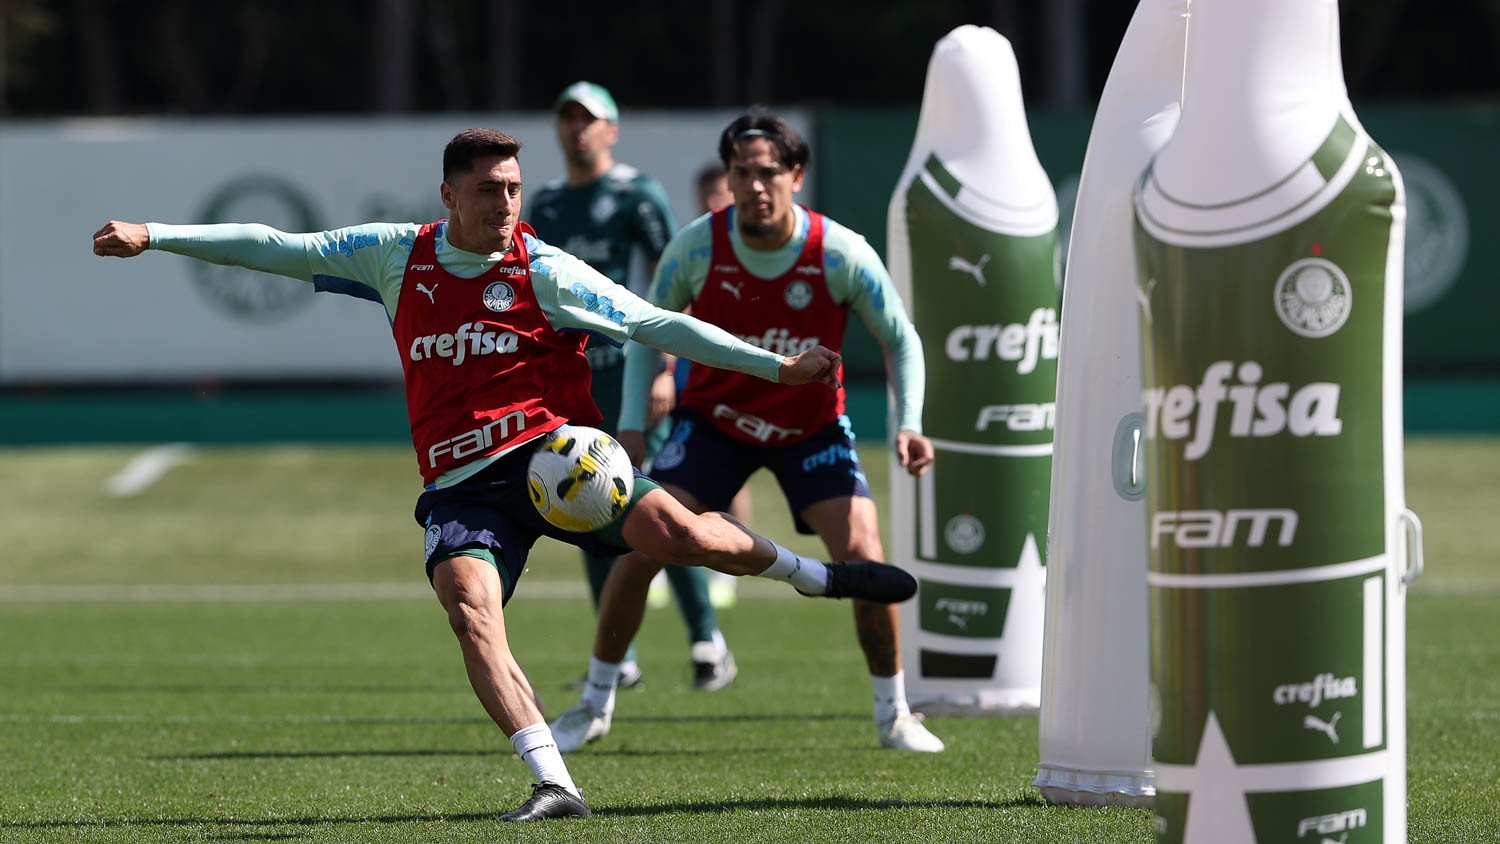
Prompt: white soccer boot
<box><xmin>877</xmin><ymin>712</ymin><xmax>946</xmax><ymax>753</ymax></box>
<box><xmin>549</xmin><ymin>701</ymin><xmax>612</xmax><ymax>753</ymax></box>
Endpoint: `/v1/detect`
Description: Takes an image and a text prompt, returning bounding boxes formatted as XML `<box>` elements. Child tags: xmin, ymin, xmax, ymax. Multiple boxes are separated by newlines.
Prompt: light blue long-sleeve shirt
<box><xmin>145</xmin><ymin>220</ymin><xmax>792</xmax><ymax>485</ymax></box>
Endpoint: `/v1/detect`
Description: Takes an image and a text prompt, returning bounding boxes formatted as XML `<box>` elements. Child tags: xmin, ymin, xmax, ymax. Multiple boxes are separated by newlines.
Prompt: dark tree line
<box><xmin>2</xmin><ymin>0</ymin><xmax>1494</xmax><ymax>117</ymax></box>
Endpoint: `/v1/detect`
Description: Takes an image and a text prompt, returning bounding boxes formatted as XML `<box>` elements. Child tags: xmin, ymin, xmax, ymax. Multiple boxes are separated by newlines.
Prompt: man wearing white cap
<box><xmin>527</xmin><ymin>82</ymin><xmax>737</xmax><ymax>695</ymax></box>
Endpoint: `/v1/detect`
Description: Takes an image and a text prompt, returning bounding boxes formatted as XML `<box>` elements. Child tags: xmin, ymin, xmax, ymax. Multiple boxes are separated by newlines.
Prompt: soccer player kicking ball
<box><xmin>551</xmin><ymin>111</ymin><xmax>946</xmax><ymax>755</ymax></box>
<box><xmin>91</xmin><ymin>127</ymin><xmax>917</xmax><ymax>822</ymax></box>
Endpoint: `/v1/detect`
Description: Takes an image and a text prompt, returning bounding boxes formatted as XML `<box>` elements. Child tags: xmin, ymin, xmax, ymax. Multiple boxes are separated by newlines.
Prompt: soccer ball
<box><xmin>527</xmin><ymin>426</ymin><xmax>635</xmax><ymax>532</ymax></box>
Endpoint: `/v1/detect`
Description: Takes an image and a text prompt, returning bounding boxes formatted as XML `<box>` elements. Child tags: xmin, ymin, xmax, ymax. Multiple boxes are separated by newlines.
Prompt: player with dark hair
<box><xmin>552</xmin><ymin>111</ymin><xmax>947</xmax><ymax>754</ymax></box>
<box><xmin>92</xmin><ymin>126</ymin><xmax>919</xmax><ymax>822</ymax></box>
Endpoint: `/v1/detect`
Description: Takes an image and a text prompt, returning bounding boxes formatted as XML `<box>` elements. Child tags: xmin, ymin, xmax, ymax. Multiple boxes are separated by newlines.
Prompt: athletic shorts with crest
<box><xmin>649</xmin><ymin>409</ymin><xmax>872</xmax><ymax>535</ymax></box>
<box><xmin>414</xmin><ymin>437</ymin><xmax>660</xmax><ymax>604</ymax></box>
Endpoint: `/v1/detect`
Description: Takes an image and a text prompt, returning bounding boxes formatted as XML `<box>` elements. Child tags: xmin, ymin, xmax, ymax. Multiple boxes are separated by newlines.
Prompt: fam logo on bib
<box><xmin>1274</xmin><ymin>257</ymin><xmax>1351</xmax><ymax>338</ymax></box>
<box><xmin>784</xmin><ymin>280</ymin><xmax>814</xmax><ymax>310</ymax></box>
<box><xmin>483</xmin><ymin>281</ymin><xmax>516</xmax><ymax>313</ymax></box>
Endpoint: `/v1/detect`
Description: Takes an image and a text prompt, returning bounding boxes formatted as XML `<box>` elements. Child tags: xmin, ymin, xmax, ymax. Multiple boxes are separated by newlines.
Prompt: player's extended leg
<box><xmin>799</xmin><ymin>496</ymin><xmax>946</xmax><ymax>754</ymax></box>
<box><xmin>430</xmin><ymin>555</ymin><xmax>592</xmax><ymax>820</ymax></box>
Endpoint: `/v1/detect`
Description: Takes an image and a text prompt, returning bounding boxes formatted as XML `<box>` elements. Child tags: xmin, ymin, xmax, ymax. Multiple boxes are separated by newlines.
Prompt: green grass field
<box><xmin>1</xmin><ymin>439</ymin><xmax>1497</xmax><ymax>843</ymax></box>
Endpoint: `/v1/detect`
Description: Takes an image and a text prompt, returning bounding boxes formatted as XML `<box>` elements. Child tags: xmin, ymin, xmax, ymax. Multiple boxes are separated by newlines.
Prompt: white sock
<box><xmin>757</xmin><ymin>542</ymin><xmax>829</xmax><ymax>594</ymax></box>
<box><xmin>871</xmin><ymin>671</ymin><xmax>912</xmax><ymax>725</ymax></box>
<box><xmin>690</xmin><ymin>629</ymin><xmax>728</xmax><ymax>663</ymax></box>
<box><xmin>582</xmin><ymin>655</ymin><xmax>620</xmax><ymax>715</ymax></box>
<box><xmin>510</xmin><ymin>722</ymin><xmax>579</xmax><ymax>796</ymax></box>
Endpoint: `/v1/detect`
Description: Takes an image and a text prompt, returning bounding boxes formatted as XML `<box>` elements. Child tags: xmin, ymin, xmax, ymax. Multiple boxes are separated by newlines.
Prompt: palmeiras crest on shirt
<box><xmin>784</xmin><ymin>280</ymin><xmax>814</xmax><ymax>310</ymax></box>
<box><xmin>591</xmin><ymin>194</ymin><xmax>618</xmax><ymax>225</ymax></box>
<box><xmin>483</xmin><ymin>281</ymin><xmax>517</xmax><ymax>313</ymax></box>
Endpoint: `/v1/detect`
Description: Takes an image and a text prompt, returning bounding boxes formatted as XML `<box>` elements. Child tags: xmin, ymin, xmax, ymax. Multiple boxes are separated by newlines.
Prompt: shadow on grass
<box><xmin>154</xmin><ymin>745</ymin><xmax>804</xmax><ymax>761</ymax></box>
<box><xmin>151</xmin><ymin>749</ymin><xmax>502</xmax><ymax>760</ymax></box>
<box><xmin>144</xmin><ymin>712</ymin><xmax>868</xmax><ymax>760</ymax></box>
<box><xmin>604</xmin><ymin>794</ymin><xmax>1048</xmax><ymax>815</ymax></box>
<box><xmin>0</xmin><ymin>794</ymin><xmax>1048</xmax><ymax>831</ymax></box>
<box><xmin>616</xmin><ymin>712</ymin><xmax>862</xmax><ymax>724</ymax></box>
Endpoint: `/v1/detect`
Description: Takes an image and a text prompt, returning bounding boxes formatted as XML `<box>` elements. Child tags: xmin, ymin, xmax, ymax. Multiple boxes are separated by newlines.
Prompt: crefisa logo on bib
<box><xmin>483</xmin><ymin>281</ymin><xmax>516</xmax><ymax>313</ymax></box>
<box><xmin>1274</xmin><ymin>257</ymin><xmax>1352</xmax><ymax>339</ymax></box>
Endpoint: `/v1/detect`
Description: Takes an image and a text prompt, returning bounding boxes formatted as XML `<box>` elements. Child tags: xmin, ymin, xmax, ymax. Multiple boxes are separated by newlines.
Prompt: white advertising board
<box><xmin>0</xmin><ymin>110</ymin><xmax>810</xmax><ymax>383</ymax></box>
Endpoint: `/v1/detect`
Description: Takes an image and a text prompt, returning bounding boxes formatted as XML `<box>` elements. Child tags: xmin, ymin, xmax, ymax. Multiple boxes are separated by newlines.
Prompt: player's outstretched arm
<box><xmin>92</xmin><ymin>220</ymin><xmax>150</xmax><ymax>258</ymax></box>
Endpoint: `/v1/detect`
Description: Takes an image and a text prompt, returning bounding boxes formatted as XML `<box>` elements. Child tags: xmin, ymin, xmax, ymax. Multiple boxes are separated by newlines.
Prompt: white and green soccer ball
<box><xmin>527</xmin><ymin>426</ymin><xmax>634</xmax><ymax>533</ymax></box>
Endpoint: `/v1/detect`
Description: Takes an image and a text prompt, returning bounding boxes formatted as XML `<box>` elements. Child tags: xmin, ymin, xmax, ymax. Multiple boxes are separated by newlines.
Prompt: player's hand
<box><xmin>616</xmin><ymin>429</ymin><xmax>648</xmax><ymax>468</ymax></box>
<box><xmin>895</xmin><ymin>429</ymin><xmax>934</xmax><ymax>477</ymax></box>
<box><xmin>647</xmin><ymin>370</ymin><xmax>677</xmax><ymax>426</ymax></box>
<box><xmin>779</xmin><ymin>345</ymin><xmax>842</xmax><ymax>389</ymax></box>
<box><xmin>92</xmin><ymin>221</ymin><xmax>151</xmax><ymax>258</ymax></box>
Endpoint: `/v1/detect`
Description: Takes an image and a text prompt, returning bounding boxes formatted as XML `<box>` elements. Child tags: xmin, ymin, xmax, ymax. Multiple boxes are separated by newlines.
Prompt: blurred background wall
<box><xmin>3</xmin><ymin>0</ymin><xmax>1495</xmax><ymax>443</ymax></box>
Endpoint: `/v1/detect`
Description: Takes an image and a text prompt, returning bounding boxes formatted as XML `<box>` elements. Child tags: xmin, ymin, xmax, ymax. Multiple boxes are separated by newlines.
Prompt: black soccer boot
<box><xmin>801</xmin><ymin>560</ymin><xmax>918</xmax><ymax>603</ymax></box>
<box><xmin>498</xmin><ymin>782</ymin><xmax>592</xmax><ymax>822</ymax></box>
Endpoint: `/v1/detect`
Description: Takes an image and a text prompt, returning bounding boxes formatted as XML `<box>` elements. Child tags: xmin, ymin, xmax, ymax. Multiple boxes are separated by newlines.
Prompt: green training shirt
<box><xmin>525</xmin><ymin>163</ymin><xmax>677</xmax><ymax>432</ymax></box>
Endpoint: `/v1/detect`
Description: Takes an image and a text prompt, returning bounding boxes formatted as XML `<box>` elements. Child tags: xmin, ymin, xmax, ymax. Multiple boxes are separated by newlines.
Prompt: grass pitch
<box><xmin>0</xmin><ymin>438</ymin><xmax>1496</xmax><ymax>842</ymax></box>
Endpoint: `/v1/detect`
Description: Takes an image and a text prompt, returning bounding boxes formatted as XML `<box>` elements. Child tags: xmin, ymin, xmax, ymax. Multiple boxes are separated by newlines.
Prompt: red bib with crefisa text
<box><xmin>679</xmin><ymin>207</ymin><xmax>846</xmax><ymax>446</ymax></box>
<box><xmin>392</xmin><ymin>221</ymin><xmax>599</xmax><ymax>484</ymax></box>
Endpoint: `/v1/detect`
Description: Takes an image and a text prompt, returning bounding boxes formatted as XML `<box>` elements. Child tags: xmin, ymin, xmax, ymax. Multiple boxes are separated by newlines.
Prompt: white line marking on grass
<box><xmin>104</xmin><ymin>444</ymin><xmax>195</xmax><ymax>497</ymax></box>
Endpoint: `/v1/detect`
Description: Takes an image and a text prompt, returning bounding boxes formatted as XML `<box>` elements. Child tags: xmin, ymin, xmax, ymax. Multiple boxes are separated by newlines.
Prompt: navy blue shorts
<box><xmin>648</xmin><ymin>409</ymin><xmax>872</xmax><ymax>534</ymax></box>
<box><xmin>413</xmin><ymin>436</ymin><xmax>652</xmax><ymax>604</ymax></box>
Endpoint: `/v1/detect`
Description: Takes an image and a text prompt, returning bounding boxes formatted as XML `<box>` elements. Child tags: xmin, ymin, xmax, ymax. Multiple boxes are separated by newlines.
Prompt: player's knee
<box><xmin>441</xmin><ymin>572</ymin><xmax>503</xmax><ymax>645</ymax></box>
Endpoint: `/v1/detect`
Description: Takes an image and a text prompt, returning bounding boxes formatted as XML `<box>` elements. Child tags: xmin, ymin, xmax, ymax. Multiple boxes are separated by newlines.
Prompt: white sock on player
<box><xmin>510</xmin><ymin>722</ymin><xmax>579</xmax><ymax>796</ymax></box>
<box><xmin>581</xmin><ymin>655</ymin><xmax>620</xmax><ymax>715</ymax></box>
<box><xmin>871</xmin><ymin>670</ymin><xmax>912</xmax><ymax>725</ymax></box>
<box><xmin>757</xmin><ymin>542</ymin><xmax>829</xmax><ymax>594</ymax></box>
